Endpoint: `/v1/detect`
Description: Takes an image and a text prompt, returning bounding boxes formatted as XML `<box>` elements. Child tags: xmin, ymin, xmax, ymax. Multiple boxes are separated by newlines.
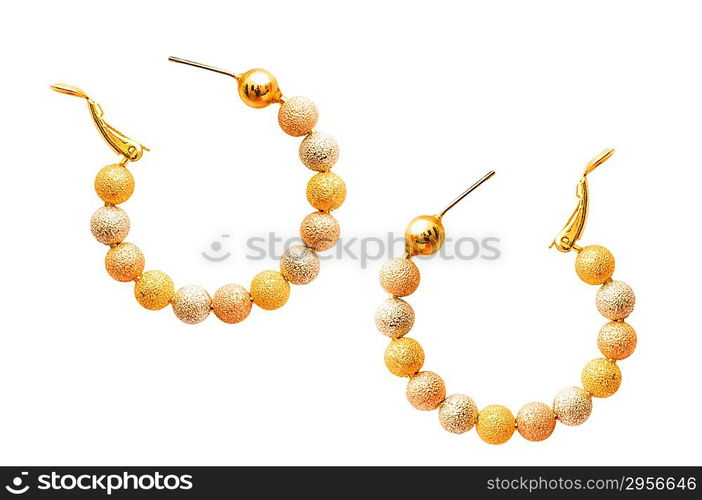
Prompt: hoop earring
<box><xmin>375</xmin><ymin>150</ymin><xmax>636</xmax><ymax>444</ymax></box>
<box><xmin>51</xmin><ymin>57</ymin><xmax>346</xmax><ymax>324</ymax></box>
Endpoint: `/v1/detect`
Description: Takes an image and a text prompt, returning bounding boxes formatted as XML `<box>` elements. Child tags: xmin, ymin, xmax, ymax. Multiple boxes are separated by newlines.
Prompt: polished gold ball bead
<box><xmin>299</xmin><ymin>131</ymin><xmax>339</xmax><ymax>171</ymax></box>
<box><xmin>375</xmin><ymin>297</ymin><xmax>415</xmax><ymax>338</ymax></box>
<box><xmin>598</xmin><ymin>321</ymin><xmax>637</xmax><ymax>360</ymax></box>
<box><xmin>582</xmin><ymin>358</ymin><xmax>622</xmax><ymax>398</ymax></box>
<box><xmin>553</xmin><ymin>387</ymin><xmax>592</xmax><ymax>426</ymax></box>
<box><xmin>596</xmin><ymin>280</ymin><xmax>635</xmax><ymax>320</ymax></box>
<box><xmin>237</xmin><ymin>68</ymin><xmax>281</xmax><ymax>108</ymax></box>
<box><xmin>212</xmin><ymin>284</ymin><xmax>252</xmax><ymax>324</ymax></box>
<box><xmin>379</xmin><ymin>258</ymin><xmax>420</xmax><ymax>297</ymax></box>
<box><xmin>438</xmin><ymin>394</ymin><xmax>478</xmax><ymax>434</ymax></box>
<box><xmin>134</xmin><ymin>270</ymin><xmax>174</xmax><ymax>311</ymax></box>
<box><xmin>90</xmin><ymin>205</ymin><xmax>130</xmax><ymax>245</ymax></box>
<box><xmin>516</xmin><ymin>402</ymin><xmax>556</xmax><ymax>442</ymax></box>
<box><xmin>171</xmin><ymin>285</ymin><xmax>211</xmax><ymax>324</ymax></box>
<box><xmin>250</xmin><ymin>270</ymin><xmax>290</xmax><ymax>310</ymax></box>
<box><xmin>406</xmin><ymin>371</ymin><xmax>446</xmax><ymax>411</ymax></box>
<box><xmin>104</xmin><ymin>242</ymin><xmax>144</xmax><ymax>282</ymax></box>
<box><xmin>405</xmin><ymin>215</ymin><xmax>445</xmax><ymax>256</ymax></box>
<box><xmin>94</xmin><ymin>164</ymin><xmax>135</xmax><ymax>205</ymax></box>
<box><xmin>278</xmin><ymin>96</ymin><xmax>318</xmax><ymax>136</ymax></box>
<box><xmin>384</xmin><ymin>337</ymin><xmax>424</xmax><ymax>377</ymax></box>
<box><xmin>476</xmin><ymin>405</ymin><xmax>516</xmax><ymax>445</ymax></box>
<box><xmin>306</xmin><ymin>172</ymin><xmax>346</xmax><ymax>211</ymax></box>
<box><xmin>575</xmin><ymin>245</ymin><xmax>615</xmax><ymax>285</ymax></box>
<box><xmin>280</xmin><ymin>245</ymin><xmax>320</xmax><ymax>285</ymax></box>
<box><xmin>300</xmin><ymin>211</ymin><xmax>340</xmax><ymax>251</ymax></box>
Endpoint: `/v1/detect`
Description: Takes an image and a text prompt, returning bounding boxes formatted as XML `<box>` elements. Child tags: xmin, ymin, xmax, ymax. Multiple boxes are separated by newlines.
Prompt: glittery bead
<box><xmin>596</xmin><ymin>280</ymin><xmax>635</xmax><ymax>320</ymax></box>
<box><xmin>300</xmin><ymin>211</ymin><xmax>340</xmax><ymax>251</ymax></box>
<box><xmin>306</xmin><ymin>172</ymin><xmax>346</xmax><ymax>211</ymax></box>
<box><xmin>299</xmin><ymin>131</ymin><xmax>339</xmax><ymax>171</ymax></box>
<box><xmin>250</xmin><ymin>270</ymin><xmax>290</xmax><ymax>310</ymax></box>
<box><xmin>516</xmin><ymin>402</ymin><xmax>556</xmax><ymax>442</ymax></box>
<box><xmin>212</xmin><ymin>284</ymin><xmax>252</xmax><ymax>324</ymax></box>
<box><xmin>280</xmin><ymin>245</ymin><xmax>320</xmax><ymax>285</ymax></box>
<box><xmin>375</xmin><ymin>297</ymin><xmax>415</xmax><ymax>338</ymax></box>
<box><xmin>104</xmin><ymin>242</ymin><xmax>144</xmax><ymax>282</ymax></box>
<box><xmin>598</xmin><ymin>321</ymin><xmax>637</xmax><ymax>360</ymax></box>
<box><xmin>582</xmin><ymin>358</ymin><xmax>622</xmax><ymax>398</ymax></box>
<box><xmin>379</xmin><ymin>258</ymin><xmax>420</xmax><ymax>297</ymax></box>
<box><xmin>90</xmin><ymin>205</ymin><xmax>130</xmax><ymax>245</ymax></box>
<box><xmin>278</xmin><ymin>96</ymin><xmax>318</xmax><ymax>136</ymax></box>
<box><xmin>438</xmin><ymin>394</ymin><xmax>478</xmax><ymax>434</ymax></box>
<box><xmin>575</xmin><ymin>245</ymin><xmax>615</xmax><ymax>285</ymax></box>
<box><xmin>94</xmin><ymin>164</ymin><xmax>135</xmax><ymax>204</ymax></box>
<box><xmin>171</xmin><ymin>285</ymin><xmax>211</xmax><ymax>324</ymax></box>
<box><xmin>134</xmin><ymin>270</ymin><xmax>174</xmax><ymax>310</ymax></box>
<box><xmin>553</xmin><ymin>387</ymin><xmax>592</xmax><ymax>426</ymax></box>
<box><xmin>384</xmin><ymin>337</ymin><xmax>424</xmax><ymax>377</ymax></box>
<box><xmin>476</xmin><ymin>405</ymin><xmax>515</xmax><ymax>445</ymax></box>
<box><xmin>406</xmin><ymin>371</ymin><xmax>446</xmax><ymax>411</ymax></box>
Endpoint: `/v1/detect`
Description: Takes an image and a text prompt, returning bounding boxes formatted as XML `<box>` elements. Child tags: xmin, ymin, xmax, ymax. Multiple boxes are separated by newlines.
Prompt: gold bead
<box><xmin>134</xmin><ymin>270</ymin><xmax>174</xmax><ymax>311</ymax></box>
<box><xmin>375</xmin><ymin>297</ymin><xmax>415</xmax><ymax>338</ymax></box>
<box><xmin>384</xmin><ymin>337</ymin><xmax>424</xmax><ymax>377</ymax></box>
<box><xmin>553</xmin><ymin>387</ymin><xmax>592</xmax><ymax>426</ymax></box>
<box><xmin>299</xmin><ymin>131</ymin><xmax>339</xmax><ymax>171</ymax></box>
<box><xmin>379</xmin><ymin>258</ymin><xmax>420</xmax><ymax>297</ymax></box>
<box><xmin>105</xmin><ymin>242</ymin><xmax>144</xmax><ymax>282</ymax></box>
<box><xmin>406</xmin><ymin>371</ymin><xmax>446</xmax><ymax>411</ymax></box>
<box><xmin>516</xmin><ymin>402</ymin><xmax>556</xmax><ymax>442</ymax></box>
<box><xmin>300</xmin><ymin>211</ymin><xmax>340</xmax><ymax>252</ymax></box>
<box><xmin>90</xmin><ymin>205</ymin><xmax>130</xmax><ymax>245</ymax></box>
<box><xmin>405</xmin><ymin>215</ymin><xmax>445</xmax><ymax>256</ymax></box>
<box><xmin>582</xmin><ymin>358</ymin><xmax>622</xmax><ymax>398</ymax></box>
<box><xmin>596</xmin><ymin>280</ymin><xmax>635</xmax><ymax>320</ymax></box>
<box><xmin>237</xmin><ymin>68</ymin><xmax>281</xmax><ymax>108</ymax></box>
<box><xmin>94</xmin><ymin>164</ymin><xmax>135</xmax><ymax>205</ymax></box>
<box><xmin>438</xmin><ymin>394</ymin><xmax>478</xmax><ymax>434</ymax></box>
<box><xmin>476</xmin><ymin>405</ymin><xmax>515</xmax><ymax>445</ymax></box>
<box><xmin>280</xmin><ymin>245</ymin><xmax>320</xmax><ymax>285</ymax></box>
<box><xmin>278</xmin><ymin>96</ymin><xmax>318</xmax><ymax>136</ymax></box>
<box><xmin>250</xmin><ymin>270</ymin><xmax>290</xmax><ymax>310</ymax></box>
<box><xmin>306</xmin><ymin>172</ymin><xmax>346</xmax><ymax>211</ymax></box>
<box><xmin>598</xmin><ymin>321</ymin><xmax>637</xmax><ymax>360</ymax></box>
<box><xmin>575</xmin><ymin>245</ymin><xmax>615</xmax><ymax>285</ymax></box>
<box><xmin>171</xmin><ymin>285</ymin><xmax>211</xmax><ymax>324</ymax></box>
<box><xmin>212</xmin><ymin>284</ymin><xmax>252</xmax><ymax>324</ymax></box>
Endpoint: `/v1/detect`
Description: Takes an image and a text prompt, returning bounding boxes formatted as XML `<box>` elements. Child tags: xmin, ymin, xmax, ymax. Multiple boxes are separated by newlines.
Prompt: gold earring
<box><xmin>50</xmin><ymin>57</ymin><xmax>346</xmax><ymax>324</ymax></box>
<box><xmin>376</xmin><ymin>150</ymin><xmax>636</xmax><ymax>444</ymax></box>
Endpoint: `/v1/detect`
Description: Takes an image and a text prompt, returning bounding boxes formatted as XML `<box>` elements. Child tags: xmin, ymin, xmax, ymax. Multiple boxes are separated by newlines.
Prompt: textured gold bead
<box><xmin>250</xmin><ymin>270</ymin><xmax>290</xmax><ymax>310</ymax></box>
<box><xmin>384</xmin><ymin>337</ymin><xmax>424</xmax><ymax>377</ymax></box>
<box><xmin>438</xmin><ymin>394</ymin><xmax>478</xmax><ymax>434</ymax></box>
<box><xmin>582</xmin><ymin>358</ymin><xmax>622</xmax><ymax>398</ymax></box>
<box><xmin>596</xmin><ymin>280</ymin><xmax>635</xmax><ymax>320</ymax></box>
<box><xmin>104</xmin><ymin>242</ymin><xmax>144</xmax><ymax>282</ymax></box>
<box><xmin>406</xmin><ymin>371</ymin><xmax>446</xmax><ymax>411</ymax></box>
<box><xmin>134</xmin><ymin>270</ymin><xmax>174</xmax><ymax>311</ymax></box>
<box><xmin>299</xmin><ymin>131</ymin><xmax>339</xmax><ymax>171</ymax></box>
<box><xmin>300</xmin><ymin>211</ymin><xmax>340</xmax><ymax>252</ymax></box>
<box><xmin>375</xmin><ymin>297</ymin><xmax>415</xmax><ymax>338</ymax></box>
<box><xmin>90</xmin><ymin>205</ymin><xmax>130</xmax><ymax>245</ymax></box>
<box><xmin>575</xmin><ymin>245</ymin><xmax>615</xmax><ymax>285</ymax></box>
<box><xmin>94</xmin><ymin>164</ymin><xmax>135</xmax><ymax>205</ymax></box>
<box><xmin>280</xmin><ymin>245</ymin><xmax>320</xmax><ymax>285</ymax></box>
<box><xmin>405</xmin><ymin>215</ymin><xmax>445</xmax><ymax>256</ymax></box>
<box><xmin>379</xmin><ymin>258</ymin><xmax>420</xmax><ymax>297</ymax></box>
<box><xmin>306</xmin><ymin>172</ymin><xmax>346</xmax><ymax>211</ymax></box>
<box><xmin>278</xmin><ymin>96</ymin><xmax>318</xmax><ymax>136</ymax></box>
<box><xmin>553</xmin><ymin>387</ymin><xmax>592</xmax><ymax>426</ymax></box>
<box><xmin>516</xmin><ymin>402</ymin><xmax>556</xmax><ymax>442</ymax></box>
<box><xmin>237</xmin><ymin>68</ymin><xmax>281</xmax><ymax>108</ymax></box>
<box><xmin>476</xmin><ymin>405</ymin><xmax>515</xmax><ymax>445</ymax></box>
<box><xmin>212</xmin><ymin>284</ymin><xmax>252</xmax><ymax>324</ymax></box>
<box><xmin>171</xmin><ymin>285</ymin><xmax>211</xmax><ymax>324</ymax></box>
<box><xmin>598</xmin><ymin>321</ymin><xmax>637</xmax><ymax>360</ymax></box>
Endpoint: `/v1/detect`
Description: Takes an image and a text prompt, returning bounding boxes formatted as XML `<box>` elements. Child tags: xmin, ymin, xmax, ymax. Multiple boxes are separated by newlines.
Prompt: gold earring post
<box><xmin>168</xmin><ymin>56</ymin><xmax>240</xmax><ymax>79</ymax></box>
<box><xmin>439</xmin><ymin>170</ymin><xmax>496</xmax><ymax>219</ymax></box>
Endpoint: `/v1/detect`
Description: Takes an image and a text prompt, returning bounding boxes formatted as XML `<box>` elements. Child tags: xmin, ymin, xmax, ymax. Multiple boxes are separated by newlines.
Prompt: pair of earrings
<box><xmin>52</xmin><ymin>59</ymin><xmax>636</xmax><ymax>445</ymax></box>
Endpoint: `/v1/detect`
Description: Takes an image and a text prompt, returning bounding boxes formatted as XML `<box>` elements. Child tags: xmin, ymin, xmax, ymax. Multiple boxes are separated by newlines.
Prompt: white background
<box><xmin>1</xmin><ymin>0</ymin><xmax>700</xmax><ymax>466</ymax></box>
